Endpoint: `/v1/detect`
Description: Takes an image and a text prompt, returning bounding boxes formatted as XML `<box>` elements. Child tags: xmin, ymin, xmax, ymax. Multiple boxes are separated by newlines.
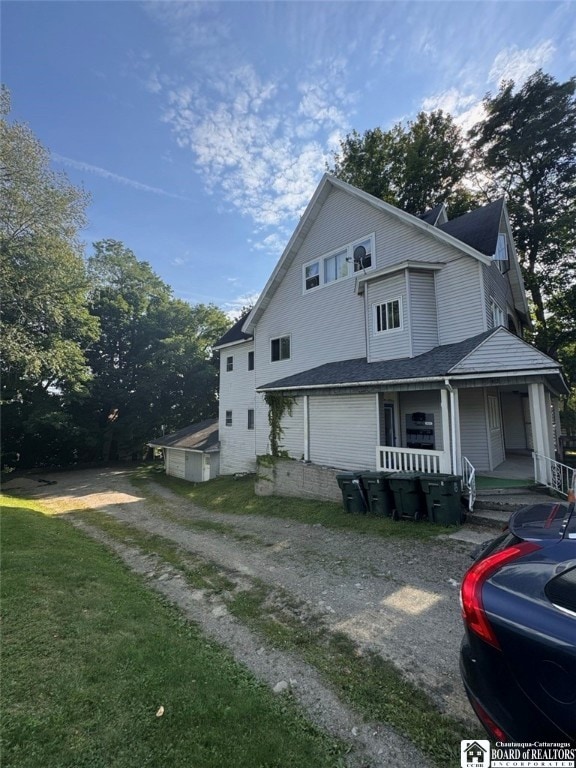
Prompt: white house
<box><xmin>214</xmin><ymin>175</ymin><xmax>569</xmax><ymax>486</ymax></box>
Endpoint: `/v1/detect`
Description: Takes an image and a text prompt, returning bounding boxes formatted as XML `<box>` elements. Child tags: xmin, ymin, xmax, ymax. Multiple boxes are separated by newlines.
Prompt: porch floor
<box><xmin>476</xmin><ymin>452</ymin><xmax>534</xmax><ymax>483</ymax></box>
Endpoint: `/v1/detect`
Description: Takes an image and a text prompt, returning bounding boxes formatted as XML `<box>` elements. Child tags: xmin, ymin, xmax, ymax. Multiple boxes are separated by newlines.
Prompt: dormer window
<box><xmin>493</xmin><ymin>233</ymin><xmax>510</xmax><ymax>274</ymax></box>
<box><xmin>303</xmin><ymin>234</ymin><xmax>374</xmax><ymax>293</ymax></box>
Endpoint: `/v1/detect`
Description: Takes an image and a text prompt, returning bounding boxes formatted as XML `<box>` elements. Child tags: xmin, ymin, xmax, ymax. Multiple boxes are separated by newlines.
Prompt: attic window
<box><xmin>493</xmin><ymin>234</ymin><xmax>510</xmax><ymax>273</ymax></box>
<box><xmin>303</xmin><ymin>234</ymin><xmax>374</xmax><ymax>293</ymax></box>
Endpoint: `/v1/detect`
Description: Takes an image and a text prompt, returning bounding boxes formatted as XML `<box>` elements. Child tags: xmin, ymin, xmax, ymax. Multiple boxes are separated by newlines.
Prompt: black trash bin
<box><xmin>388</xmin><ymin>472</ymin><xmax>426</xmax><ymax>520</ymax></box>
<box><xmin>336</xmin><ymin>473</ymin><xmax>367</xmax><ymax>514</ymax></box>
<box><xmin>361</xmin><ymin>472</ymin><xmax>394</xmax><ymax>517</ymax></box>
<box><xmin>419</xmin><ymin>474</ymin><xmax>464</xmax><ymax>525</ymax></box>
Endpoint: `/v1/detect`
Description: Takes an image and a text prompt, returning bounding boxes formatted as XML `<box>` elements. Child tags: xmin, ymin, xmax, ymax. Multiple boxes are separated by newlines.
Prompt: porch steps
<box><xmin>463</xmin><ymin>486</ymin><xmax>557</xmax><ymax>531</ymax></box>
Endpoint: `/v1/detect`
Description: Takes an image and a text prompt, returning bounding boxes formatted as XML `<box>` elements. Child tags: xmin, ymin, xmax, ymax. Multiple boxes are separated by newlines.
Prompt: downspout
<box><xmin>444</xmin><ymin>378</ymin><xmax>457</xmax><ymax>474</ymax></box>
<box><xmin>303</xmin><ymin>394</ymin><xmax>310</xmax><ymax>462</ymax></box>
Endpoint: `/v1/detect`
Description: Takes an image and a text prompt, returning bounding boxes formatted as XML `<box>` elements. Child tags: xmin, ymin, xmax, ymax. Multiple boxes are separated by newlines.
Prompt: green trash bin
<box><xmin>419</xmin><ymin>474</ymin><xmax>464</xmax><ymax>525</ymax></box>
<box><xmin>336</xmin><ymin>473</ymin><xmax>367</xmax><ymax>514</ymax></box>
<box><xmin>388</xmin><ymin>472</ymin><xmax>426</xmax><ymax>521</ymax></box>
<box><xmin>361</xmin><ymin>472</ymin><xmax>394</xmax><ymax>517</ymax></box>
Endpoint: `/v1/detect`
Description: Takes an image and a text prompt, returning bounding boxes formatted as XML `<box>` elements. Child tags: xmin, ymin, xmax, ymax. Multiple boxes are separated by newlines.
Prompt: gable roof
<box><xmin>257</xmin><ymin>328</ymin><xmax>568</xmax><ymax>395</ymax></box>
<box><xmin>214</xmin><ymin>315</ymin><xmax>253</xmax><ymax>349</ymax></box>
<box><xmin>148</xmin><ymin>419</ymin><xmax>219</xmax><ymax>452</ymax></box>
<box><xmin>418</xmin><ymin>202</ymin><xmax>447</xmax><ymax>226</ymax></box>
<box><xmin>243</xmin><ymin>174</ymin><xmax>498</xmax><ymax>335</ymax></box>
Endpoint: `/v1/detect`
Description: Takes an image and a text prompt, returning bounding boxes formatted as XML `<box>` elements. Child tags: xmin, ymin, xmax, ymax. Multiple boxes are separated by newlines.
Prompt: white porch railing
<box><xmin>533</xmin><ymin>452</ymin><xmax>575</xmax><ymax>498</ymax></box>
<box><xmin>461</xmin><ymin>456</ymin><xmax>476</xmax><ymax>512</ymax></box>
<box><xmin>376</xmin><ymin>446</ymin><xmax>448</xmax><ymax>474</ymax></box>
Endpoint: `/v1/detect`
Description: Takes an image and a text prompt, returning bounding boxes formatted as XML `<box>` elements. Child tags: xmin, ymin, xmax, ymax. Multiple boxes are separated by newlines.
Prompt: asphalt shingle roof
<box><xmin>148</xmin><ymin>419</ymin><xmax>219</xmax><ymax>451</ymax></box>
<box><xmin>258</xmin><ymin>329</ymin><xmax>499</xmax><ymax>391</ymax></box>
<box><xmin>438</xmin><ymin>198</ymin><xmax>504</xmax><ymax>257</ymax></box>
<box><xmin>215</xmin><ymin>315</ymin><xmax>253</xmax><ymax>348</ymax></box>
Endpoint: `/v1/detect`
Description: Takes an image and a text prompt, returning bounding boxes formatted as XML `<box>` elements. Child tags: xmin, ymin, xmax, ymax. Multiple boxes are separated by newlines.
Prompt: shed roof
<box><xmin>148</xmin><ymin>419</ymin><xmax>219</xmax><ymax>452</ymax></box>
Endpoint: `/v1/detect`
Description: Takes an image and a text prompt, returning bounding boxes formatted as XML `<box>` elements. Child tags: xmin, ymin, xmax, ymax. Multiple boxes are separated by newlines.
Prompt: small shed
<box><xmin>148</xmin><ymin>419</ymin><xmax>220</xmax><ymax>482</ymax></box>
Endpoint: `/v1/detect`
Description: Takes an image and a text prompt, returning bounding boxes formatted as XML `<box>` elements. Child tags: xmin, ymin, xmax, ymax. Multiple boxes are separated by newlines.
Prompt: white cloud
<box><xmin>489</xmin><ymin>41</ymin><xmax>555</xmax><ymax>87</ymax></box>
<box><xmin>421</xmin><ymin>88</ymin><xmax>486</xmax><ymax>132</ymax></box>
<box><xmin>53</xmin><ymin>154</ymin><xmax>192</xmax><ymax>201</ymax></box>
<box><xmin>222</xmin><ymin>291</ymin><xmax>261</xmax><ymax>320</ymax></box>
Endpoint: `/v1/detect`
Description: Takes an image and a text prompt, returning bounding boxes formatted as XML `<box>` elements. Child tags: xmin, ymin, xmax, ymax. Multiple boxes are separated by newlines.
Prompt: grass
<box><xmin>132</xmin><ymin>465</ymin><xmax>458</xmax><ymax>541</ymax></box>
<box><xmin>1</xmin><ymin>496</ymin><xmax>346</xmax><ymax>768</ymax></box>
<box><xmin>62</xmin><ymin>504</ymin><xmax>482</xmax><ymax>767</ymax></box>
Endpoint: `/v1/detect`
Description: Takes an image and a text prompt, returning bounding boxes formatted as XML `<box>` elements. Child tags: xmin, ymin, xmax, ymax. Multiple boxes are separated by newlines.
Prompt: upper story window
<box><xmin>493</xmin><ymin>233</ymin><xmax>510</xmax><ymax>274</ymax></box>
<box><xmin>248</xmin><ymin>351</ymin><xmax>254</xmax><ymax>370</ymax></box>
<box><xmin>226</xmin><ymin>356</ymin><xmax>234</xmax><ymax>372</ymax></box>
<box><xmin>247</xmin><ymin>409</ymin><xmax>255</xmax><ymax>430</ymax></box>
<box><xmin>491</xmin><ymin>300</ymin><xmax>505</xmax><ymax>328</ymax></box>
<box><xmin>271</xmin><ymin>335</ymin><xmax>290</xmax><ymax>362</ymax></box>
<box><xmin>225</xmin><ymin>410</ymin><xmax>233</xmax><ymax>426</ymax></box>
<box><xmin>303</xmin><ymin>234</ymin><xmax>374</xmax><ymax>293</ymax></box>
<box><xmin>374</xmin><ymin>299</ymin><xmax>402</xmax><ymax>333</ymax></box>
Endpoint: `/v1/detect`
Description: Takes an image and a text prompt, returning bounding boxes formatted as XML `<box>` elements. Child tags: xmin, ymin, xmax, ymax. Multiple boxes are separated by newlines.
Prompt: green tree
<box><xmin>329</xmin><ymin>111</ymin><xmax>475</xmax><ymax>215</ymax></box>
<box><xmin>0</xmin><ymin>86</ymin><xmax>98</xmax><ymax>468</ymax></box>
<box><xmin>84</xmin><ymin>240</ymin><xmax>230</xmax><ymax>460</ymax></box>
<box><xmin>470</xmin><ymin>70</ymin><xmax>576</xmax><ymax>345</ymax></box>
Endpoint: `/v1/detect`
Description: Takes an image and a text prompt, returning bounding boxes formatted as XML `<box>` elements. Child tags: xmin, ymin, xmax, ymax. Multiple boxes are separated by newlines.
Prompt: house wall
<box><xmin>166</xmin><ymin>448</ymin><xmax>186</xmax><ymax>479</ymax></box>
<box><xmin>366</xmin><ymin>272</ymin><xmax>410</xmax><ymax>361</ymax></box>
<box><xmin>253</xmin><ymin>186</ymin><xmax>488</xmax><ymax>392</ymax></box>
<box><xmin>459</xmin><ymin>389</ymin><xmax>490</xmax><ymax>470</ymax></box>
<box><xmin>408</xmin><ymin>271</ymin><xmax>439</xmax><ymax>356</ymax></box>
<box><xmin>484</xmin><ymin>261</ymin><xmax>515</xmax><ymax>329</ymax></box>
<box><xmin>399</xmin><ymin>391</ymin><xmax>444</xmax><ymax>451</ymax></box>
<box><xmin>218</xmin><ymin>340</ymin><xmax>257</xmax><ymax>474</ymax></box>
<box><xmin>308</xmin><ymin>393</ymin><xmax>377</xmax><ymax>471</ymax></box>
<box><xmin>501</xmin><ymin>392</ymin><xmax>528</xmax><ymax>451</ymax></box>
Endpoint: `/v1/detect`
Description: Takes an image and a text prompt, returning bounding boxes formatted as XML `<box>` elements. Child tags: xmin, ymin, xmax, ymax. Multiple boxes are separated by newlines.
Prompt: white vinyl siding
<box><xmin>219</xmin><ymin>339</ymin><xmax>257</xmax><ymax>474</ymax></box>
<box><xmin>308</xmin><ymin>394</ymin><xmax>377</xmax><ymax>471</ymax></box>
<box><xmin>451</xmin><ymin>328</ymin><xmax>558</xmax><ymax>374</ymax></box>
<box><xmin>367</xmin><ymin>272</ymin><xmax>409</xmax><ymax>361</ymax></box>
<box><xmin>435</xmin><ymin>258</ymin><xmax>485</xmax><ymax>345</ymax></box>
<box><xmin>166</xmin><ymin>448</ymin><xmax>186</xmax><ymax>479</ymax></box>
<box><xmin>408</xmin><ymin>271</ymin><xmax>438</xmax><ymax>356</ymax></box>
<box><xmin>459</xmin><ymin>389</ymin><xmax>490</xmax><ymax>470</ymax></box>
<box><xmin>501</xmin><ymin>392</ymin><xmax>528</xmax><ymax>450</ymax></box>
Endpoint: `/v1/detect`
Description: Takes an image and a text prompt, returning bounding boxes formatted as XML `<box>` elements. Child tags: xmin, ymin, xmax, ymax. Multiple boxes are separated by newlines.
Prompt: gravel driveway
<box><xmin>14</xmin><ymin>466</ymin><xmax>485</xmax><ymax>766</ymax></box>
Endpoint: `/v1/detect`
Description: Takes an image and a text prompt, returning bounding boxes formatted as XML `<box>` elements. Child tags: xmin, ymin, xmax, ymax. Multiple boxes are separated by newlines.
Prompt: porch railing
<box><xmin>533</xmin><ymin>452</ymin><xmax>575</xmax><ymax>498</ymax></box>
<box><xmin>461</xmin><ymin>456</ymin><xmax>476</xmax><ymax>512</ymax></box>
<box><xmin>376</xmin><ymin>446</ymin><xmax>447</xmax><ymax>474</ymax></box>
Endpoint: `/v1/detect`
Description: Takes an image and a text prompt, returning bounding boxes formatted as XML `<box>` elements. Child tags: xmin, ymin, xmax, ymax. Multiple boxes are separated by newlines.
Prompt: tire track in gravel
<box><xmin>22</xmin><ymin>468</ymin><xmax>476</xmax><ymax>726</ymax></box>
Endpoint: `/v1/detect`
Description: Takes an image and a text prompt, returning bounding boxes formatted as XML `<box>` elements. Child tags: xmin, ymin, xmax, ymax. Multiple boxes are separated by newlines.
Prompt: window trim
<box><xmin>226</xmin><ymin>355</ymin><xmax>233</xmax><ymax>372</ymax></box>
<box><xmin>225</xmin><ymin>410</ymin><xmax>233</xmax><ymax>427</ymax></box>
<box><xmin>270</xmin><ymin>334</ymin><xmax>291</xmax><ymax>362</ymax></box>
<box><xmin>302</xmin><ymin>233</ymin><xmax>375</xmax><ymax>294</ymax></box>
<box><xmin>491</xmin><ymin>299</ymin><xmax>505</xmax><ymax>328</ymax></box>
<box><xmin>373</xmin><ymin>297</ymin><xmax>403</xmax><ymax>334</ymax></box>
<box><xmin>493</xmin><ymin>233</ymin><xmax>510</xmax><ymax>274</ymax></box>
<box><xmin>248</xmin><ymin>350</ymin><xmax>254</xmax><ymax>371</ymax></box>
<box><xmin>247</xmin><ymin>409</ymin><xmax>255</xmax><ymax>430</ymax></box>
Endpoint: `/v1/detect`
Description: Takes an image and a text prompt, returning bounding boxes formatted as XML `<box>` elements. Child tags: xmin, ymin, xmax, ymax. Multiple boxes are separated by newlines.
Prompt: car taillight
<box><xmin>460</xmin><ymin>541</ymin><xmax>541</xmax><ymax>649</ymax></box>
<box><xmin>469</xmin><ymin>697</ymin><xmax>510</xmax><ymax>742</ymax></box>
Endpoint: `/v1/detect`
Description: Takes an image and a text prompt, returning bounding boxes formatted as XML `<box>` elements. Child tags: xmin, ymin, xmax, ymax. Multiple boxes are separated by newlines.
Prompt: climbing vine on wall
<box><xmin>264</xmin><ymin>393</ymin><xmax>296</xmax><ymax>457</ymax></box>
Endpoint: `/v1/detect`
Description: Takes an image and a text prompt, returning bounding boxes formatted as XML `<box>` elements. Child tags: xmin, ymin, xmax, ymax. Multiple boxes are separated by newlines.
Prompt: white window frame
<box><xmin>373</xmin><ymin>298</ymin><xmax>403</xmax><ymax>334</ymax></box>
<box><xmin>491</xmin><ymin>300</ymin><xmax>505</xmax><ymax>328</ymax></box>
<box><xmin>270</xmin><ymin>335</ymin><xmax>291</xmax><ymax>362</ymax></box>
<box><xmin>225</xmin><ymin>410</ymin><xmax>233</xmax><ymax>427</ymax></box>
<box><xmin>302</xmin><ymin>234</ymin><xmax>375</xmax><ymax>293</ymax></box>
<box><xmin>493</xmin><ymin>233</ymin><xmax>510</xmax><ymax>274</ymax></box>
<box><xmin>247</xmin><ymin>409</ymin><xmax>255</xmax><ymax>430</ymax></box>
<box><xmin>248</xmin><ymin>350</ymin><xmax>254</xmax><ymax>370</ymax></box>
<box><xmin>226</xmin><ymin>355</ymin><xmax>233</xmax><ymax>372</ymax></box>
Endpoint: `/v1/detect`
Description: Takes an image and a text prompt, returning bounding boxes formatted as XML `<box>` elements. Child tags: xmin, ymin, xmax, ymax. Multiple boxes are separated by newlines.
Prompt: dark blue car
<box><xmin>459</xmin><ymin>489</ymin><xmax>576</xmax><ymax>743</ymax></box>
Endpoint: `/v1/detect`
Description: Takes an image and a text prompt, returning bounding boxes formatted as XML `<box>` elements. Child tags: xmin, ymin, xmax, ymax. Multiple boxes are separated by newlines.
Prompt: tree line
<box><xmin>1</xmin><ymin>70</ymin><xmax>575</xmax><ymax>470</ymax></box>
<box><xmin>1</xmin><ymin>86</ymin><xmax>231</xmax><ymax>469</ymax></box>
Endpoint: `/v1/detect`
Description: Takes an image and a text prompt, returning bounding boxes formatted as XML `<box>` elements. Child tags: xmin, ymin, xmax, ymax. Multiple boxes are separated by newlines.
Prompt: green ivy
<box><xmin>264</xmin><ymin>393</ymin><xmax>296</xmax><ymax>457</ymax></box>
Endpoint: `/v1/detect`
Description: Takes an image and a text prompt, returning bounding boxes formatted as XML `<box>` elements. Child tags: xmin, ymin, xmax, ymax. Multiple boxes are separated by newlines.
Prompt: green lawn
<box><xmin>133</xmin><ymin>465</ymin><xmax>457</xmax><ymax>540</ymax></box>
<box><xmin>1</xmin><ymin>497</ymin><xmax>344</xmax><ymax>768</ymax></box>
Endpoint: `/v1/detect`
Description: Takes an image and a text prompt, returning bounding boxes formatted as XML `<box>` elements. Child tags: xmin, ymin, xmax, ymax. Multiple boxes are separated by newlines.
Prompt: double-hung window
<box><xmin>247</xmin><ymin>409</ymin><xmax>255</xmax><ymax>430</ymax></box>
<box><xmin>271</xmin><ymin>335</ymin><xmax>290</xmax><ymax>362</ymax></box>
<box><xmin>305</xmin><ymin>261</ymin><xmax>320</xmax><ymax>291</ymax></box>
<box><xmin>248</xmin><ymin>351</ymin><xmax>254</xmax><ymax>370</ymax></box>
<box><xmin>374</xmin><ymin>299</ymin><xmax>402</xmax><ymax>333</ymax></box>
<box><xmin>324</xmin><ymin>249</ymin><xmax>348</xmax><ymax>284</ymax></box>
<box><xmin>225</xmin><ymin>410</ymin><xmax>233</xmax><ymax>427</ymax></box>
<box><xmin>226</xmin><ymin>356</ymin><xmax>233</xmax><ymax>372</ymax></box>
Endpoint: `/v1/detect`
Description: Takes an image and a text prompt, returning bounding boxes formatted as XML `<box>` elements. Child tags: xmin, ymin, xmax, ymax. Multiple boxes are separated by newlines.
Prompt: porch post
<box><xmin>529</xmin><ymin>382</ymin><xmax>549</xmax><ymax>483</ymax></box>
<box><xmin>552</xmin><ymin>398</ymin><xmax>562</xmax><ymax>458</ymax></box>
<box><xmin>544</xmin><ymin>390</ymin><xmax>555</xmax><ymax>460</ymax></box>
<box><xmin>451</xmin><ymin>388</ymin><xmax>461</xmax><ymax>475</ymax></box>
<box><xmin>440</xmin><ymin>388</ymin><xmax>451</xmax><ymax>473</ymax></box>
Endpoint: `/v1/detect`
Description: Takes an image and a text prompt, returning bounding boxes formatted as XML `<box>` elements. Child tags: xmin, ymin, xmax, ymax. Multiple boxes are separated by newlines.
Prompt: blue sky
<box><xmin>3</xmin><ymin>1</ymin><xmax>574</xmax><ymax>316</ymax></box>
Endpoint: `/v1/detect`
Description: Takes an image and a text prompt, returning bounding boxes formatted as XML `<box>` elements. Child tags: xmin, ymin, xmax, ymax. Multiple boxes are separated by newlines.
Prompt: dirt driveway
<box><xmin>14</xmin><ymin>466</ymin><xmax>486</xmax><ymax>766</ymax></box>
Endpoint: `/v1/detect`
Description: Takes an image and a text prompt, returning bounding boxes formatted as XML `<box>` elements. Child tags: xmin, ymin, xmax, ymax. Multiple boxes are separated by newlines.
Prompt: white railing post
<box><xmin>532</xmin><ymin>452</ymin><xmax>575</xmax><ymax>498</ymax></box>
<box><xmin>461</xmin><ymin>456</ymin><xmax>476</xmax><ymax>512</ymax></box>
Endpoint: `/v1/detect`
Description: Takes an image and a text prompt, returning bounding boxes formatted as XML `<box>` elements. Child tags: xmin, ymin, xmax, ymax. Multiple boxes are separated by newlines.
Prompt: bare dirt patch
<box><xmin>13</xmin><ymin>466</ymin><xmax>481</xmax><ymax>765</ymax></box>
